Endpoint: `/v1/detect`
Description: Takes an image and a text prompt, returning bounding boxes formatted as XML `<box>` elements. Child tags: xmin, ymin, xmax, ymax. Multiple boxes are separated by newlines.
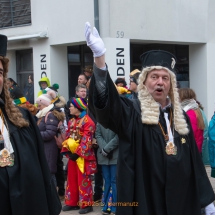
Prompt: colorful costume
<box><xmin>62</xmin><ymin>112</ymin><xmax>97</xmax><ymax>209</ymax></box>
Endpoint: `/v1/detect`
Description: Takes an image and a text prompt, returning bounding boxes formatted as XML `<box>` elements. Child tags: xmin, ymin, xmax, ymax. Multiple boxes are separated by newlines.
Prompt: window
<box><xmin>16</xmin><ymin>49</ymin><xmax>33</xmax><ymax>92</ymax></box>
<box><xmin>0</xmin><ymin>0</ymin><xmax>31</xmax><ymax>29</ymax></box>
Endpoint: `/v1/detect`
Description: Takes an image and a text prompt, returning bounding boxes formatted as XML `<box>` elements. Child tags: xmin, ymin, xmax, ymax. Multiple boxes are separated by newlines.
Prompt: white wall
<box><xmin>50</xmin><ymin>46</ymin><xmax>68</xmax><ymax>100</ymax></box>
<box><xmin>99</xmin><ymin>1</ymin><xmax>110</xmax><ymax>38</ymax></box>
<box><xmin>1</xmin><ymin>0</ymin><xmax>210</xmax><ymax>44</ymax></box>
<box><xmin>206</xmin><ymin>0</ymin><xmax>215</xmax><ymax>118</ymax></box>
<box><xmin>189</xmin><ymin>43</ymin><xmax>215</xmax><ymax>121</ymax></box>
<box><xmin>0</xmin><ymin>0</ymin><xmax>94</xmax><ymax>45</ymax></box>
<box><xmin>207</xmin><ymin>0</ymin><xmax>215</xmax><ymax>43</ymax></box>
<box><xmin>105</xmin><ymin>0</ymin><xmax>208</xmax><ymax>43</ymax></box>
<box><xmin>206</xmin><ymin>43</ymin><xmax>215</xmax><ymax>118</ymax></box>
<box><xmin>6</xmin><ymin>50</ymin><xmax>16</xmax><ymax>80</ymax></box>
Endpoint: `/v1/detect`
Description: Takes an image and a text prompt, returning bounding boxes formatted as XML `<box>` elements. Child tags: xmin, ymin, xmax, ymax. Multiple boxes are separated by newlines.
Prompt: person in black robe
<box><xmin>0</xmin><ymin>35</ymin><xmax>61</xmax><ymax>214</ymax></box>
<box><xmin>84</xmin><ymin>22</ymin><xmax>215</xmax><ymax>215</ymax></box>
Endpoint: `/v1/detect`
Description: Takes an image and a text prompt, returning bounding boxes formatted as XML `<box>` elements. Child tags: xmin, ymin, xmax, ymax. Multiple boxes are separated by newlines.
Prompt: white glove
<box><xmin>205</xmin><ymin>202</ymin><xmax>215</xmax><ymax>215</ymax></box>
<box><xmin>85</xmin><ymin>22</ymin><xmax>106</xmax><ymax>57</ymax></box>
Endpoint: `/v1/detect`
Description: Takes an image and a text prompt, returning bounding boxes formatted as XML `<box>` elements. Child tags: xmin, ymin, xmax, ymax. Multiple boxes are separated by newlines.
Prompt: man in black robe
<box><xmin>0</xmin><ymin>35</ymin><xmax>61</xmax><ymax>214</ymax></box>
<box><xmin>84</xmin><ymin>22</ymin><xmax>215</xmax><ymax>215</ymax></box>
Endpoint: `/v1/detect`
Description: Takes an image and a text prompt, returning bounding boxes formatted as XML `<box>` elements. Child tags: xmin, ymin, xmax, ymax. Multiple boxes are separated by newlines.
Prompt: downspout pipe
<box><xmin>94</xmin><ymin>0</ymin><xmax>100</xmax><ymax>33</ymax></box>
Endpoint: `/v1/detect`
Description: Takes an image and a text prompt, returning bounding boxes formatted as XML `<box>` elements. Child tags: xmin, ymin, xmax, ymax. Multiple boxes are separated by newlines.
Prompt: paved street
<box><xmin>60</xmin><ymin>157</ymin><xmax>102</xmax><ymax>215</ymax></box>
<box><xmin>59</xmin><ymin>166</ymin><xmax>215</xmax><ymax>215</ymax></box>
<box><xmin>60</xmin><ymin>201</ymin><xmax>102</xmax><ymax>215</ymax></box>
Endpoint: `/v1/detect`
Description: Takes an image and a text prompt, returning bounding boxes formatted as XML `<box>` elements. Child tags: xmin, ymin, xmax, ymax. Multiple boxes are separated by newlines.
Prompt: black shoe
<box><xmin>102</xmin><ymin>210</ymin><xmax>111</xmax><ymax>215</ymax></box>
<box><xmin>93</xmin><ymin>194</ymin><xmax>102</xmax><ymax>202</ymax></box>
<box><xmin>79</xmin><ymin>206</ymin><xmax>93</xmax><ymax>214</ymax></box>
<box><xmin>62</xmin><ymin>205</ymin><xmax>80</xmax><ymax>211</ymax></box>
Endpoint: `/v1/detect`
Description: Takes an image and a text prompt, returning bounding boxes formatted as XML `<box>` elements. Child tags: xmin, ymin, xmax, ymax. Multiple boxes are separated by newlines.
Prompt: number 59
<box><xmin>116</xmin><ymin>31</ymin><xmax>124</xmax><ymax>38</ymax></box>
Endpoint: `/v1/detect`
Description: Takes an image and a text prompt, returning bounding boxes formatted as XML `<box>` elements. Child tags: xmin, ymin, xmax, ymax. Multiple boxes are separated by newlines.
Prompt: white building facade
<box><xmin>1</xmin><ymin>0</ymin><xmax>215</xmax><ymax>119</ymax></box>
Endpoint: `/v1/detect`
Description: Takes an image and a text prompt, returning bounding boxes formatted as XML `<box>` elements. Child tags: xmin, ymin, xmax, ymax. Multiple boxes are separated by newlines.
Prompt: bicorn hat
<box><xmin>10</xmin><ymin>86</ymin><xmax>24</xmax><ymax>100</ymax></box>
<box><xmin>140</xmin><ymin>50</ymin><xmax>177</xmax><ymax>72</ymax></box>
<box><xmin>0</xmin><ymin>35</ymin><xmax>8</xmax><ymax>57</ymax></box>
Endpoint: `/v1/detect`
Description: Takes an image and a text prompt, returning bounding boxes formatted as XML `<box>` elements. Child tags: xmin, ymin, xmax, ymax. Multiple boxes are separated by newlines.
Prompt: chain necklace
<box><xmin>158</xmin><ymin>109</ymin><xmax>177</xmax><ymax>155</ymax></box>
<box><xmin>0</xmin><ymin>108</ymin><xmax>14</xmax><ymax>167</ymax></box>
<box><xmin>158</xmin><ymin>109</ymin><xmax>172</xmax><ymax>141</ymax></box>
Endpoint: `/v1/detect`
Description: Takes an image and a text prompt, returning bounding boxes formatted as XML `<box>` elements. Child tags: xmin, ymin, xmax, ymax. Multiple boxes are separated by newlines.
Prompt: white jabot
<box><xmin>0</xmin><ymin>116</ymin><xmax>14</xmax><ymax>154</ymax></box>
<box><xmin>164</xmin><ymin>112</ymin><xmax>173</xmax><ymax>142</ymax></box>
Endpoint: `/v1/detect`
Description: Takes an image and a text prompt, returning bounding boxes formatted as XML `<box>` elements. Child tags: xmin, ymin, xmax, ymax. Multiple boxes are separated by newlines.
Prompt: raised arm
<box><xmin>85</xmin><ymin>22</ymin><xmax>132</xmax><ymax>134</ymax></box>
<box><xmin>85</xmin><ymin>22</ymin><xmax>106</xmax><ymax>68</ymax></box>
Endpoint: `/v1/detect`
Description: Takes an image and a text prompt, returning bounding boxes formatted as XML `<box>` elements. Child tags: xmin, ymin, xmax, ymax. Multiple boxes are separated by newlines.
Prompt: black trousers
<box><xmin>55</xmin><ymin>148</ymin><xmax>65</xmax><ymax>196</ymax></box>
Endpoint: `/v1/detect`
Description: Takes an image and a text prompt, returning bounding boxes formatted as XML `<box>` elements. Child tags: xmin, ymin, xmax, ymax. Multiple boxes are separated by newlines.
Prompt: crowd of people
<box><xmin>1</xmin><ymin>21</ymin><xmax>215</xmax><ymax>215</ymax></box>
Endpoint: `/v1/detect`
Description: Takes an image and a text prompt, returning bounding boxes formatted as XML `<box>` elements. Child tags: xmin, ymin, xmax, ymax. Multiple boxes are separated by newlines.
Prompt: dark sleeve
<box><xmin>95</xmin><ymin>123</ymin><xmax>107</xmax><ymax>149</ymax></box>
<box><xmin>88</xmin><ymin>64</ymin><xmax>132</xmax><ymax>134</ymax></box>
<box><xmin>22</xmin><ymin>108</ymin><xmax>62</xmax><ymax>214</ymax></box>
<box><xmin>93</xmin><ymin>65</ymin><xmax>108</xmax><ymax>109</ymax></box>
<box><xmin>40</xmin><ymin>113</ymin><xmax>59</xmax><ymax>141</ymax></box>
<box><xmin>185</xmin><ymin>113</ymin><xmax>215</xmax><ymax>207</ymax></box>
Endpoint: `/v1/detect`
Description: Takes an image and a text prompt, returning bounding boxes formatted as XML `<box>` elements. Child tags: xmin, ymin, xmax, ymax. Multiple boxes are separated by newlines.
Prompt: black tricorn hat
<box><xmin>0</xmin><ymin>35</ymin><xmax>7</xmax><ymax>57</ymax></box>
<box><xmin>140</xmin><ymin>50</ymin><xmax>177</xmax><ymax>72</ymax></box>
<box><xmin>10</xmin><ymin>86</ymin><xmax>24</xmax><ymax>99</ymax></box>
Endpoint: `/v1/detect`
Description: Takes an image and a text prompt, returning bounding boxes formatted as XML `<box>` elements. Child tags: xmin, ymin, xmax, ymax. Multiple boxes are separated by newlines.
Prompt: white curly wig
<box><xmin>137</xmin><ymin>66</ymin><xmax>189</xmax><ymax>135</ymax></box>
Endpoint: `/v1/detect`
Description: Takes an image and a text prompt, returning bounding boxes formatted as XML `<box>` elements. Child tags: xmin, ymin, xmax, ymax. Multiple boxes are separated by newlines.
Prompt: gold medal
<box><xmin>158</xmin><ymin>110</ymin><xmax>177</xmax><ymax>155</ymax></box>
<box><xmin>0</xmin><ymin>148</ymin><xmax>14</xmax><ymax>167</ymax></box>
<box><xmin>181</xmin><ymin>138</ymin><xmax>186</xmax><ymax>144</ymax></box>
<box><xmin>165</xmin><ymin>142</ymin><xmax>177</xmax><ymax>155</ymax></box>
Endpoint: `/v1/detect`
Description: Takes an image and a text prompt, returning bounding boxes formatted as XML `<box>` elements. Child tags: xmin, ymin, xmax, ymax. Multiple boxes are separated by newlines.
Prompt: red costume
<box><xmin>62</xmin><ymin>113</ymin><xmax>97</xmax><ymax>208</ymax></box>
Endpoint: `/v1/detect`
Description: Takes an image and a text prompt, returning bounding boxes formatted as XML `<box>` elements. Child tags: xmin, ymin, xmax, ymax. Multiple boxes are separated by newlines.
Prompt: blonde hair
<box><xmin>0</xmin><ymin>57</ymin><xmax>29</xmax><ymax>128</ymax></box>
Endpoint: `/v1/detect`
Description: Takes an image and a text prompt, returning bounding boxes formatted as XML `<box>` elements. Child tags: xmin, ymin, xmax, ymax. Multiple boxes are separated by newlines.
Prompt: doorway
<box><xmin>67</xmin><ymin>45</ymin><xmax>93</xmax><ymax>97</ymax></box>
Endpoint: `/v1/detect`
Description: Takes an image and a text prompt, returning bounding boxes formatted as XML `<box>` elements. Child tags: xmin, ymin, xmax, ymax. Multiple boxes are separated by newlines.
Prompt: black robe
<box><xmin>88</xmin><ymin>66</ymin><xmax>215</xmax><ymax>215</ymax></box>
<box><xmin>0</xmin><ymin>101</ymin><xmax>61</xmax><ymax>215</ymax></box>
